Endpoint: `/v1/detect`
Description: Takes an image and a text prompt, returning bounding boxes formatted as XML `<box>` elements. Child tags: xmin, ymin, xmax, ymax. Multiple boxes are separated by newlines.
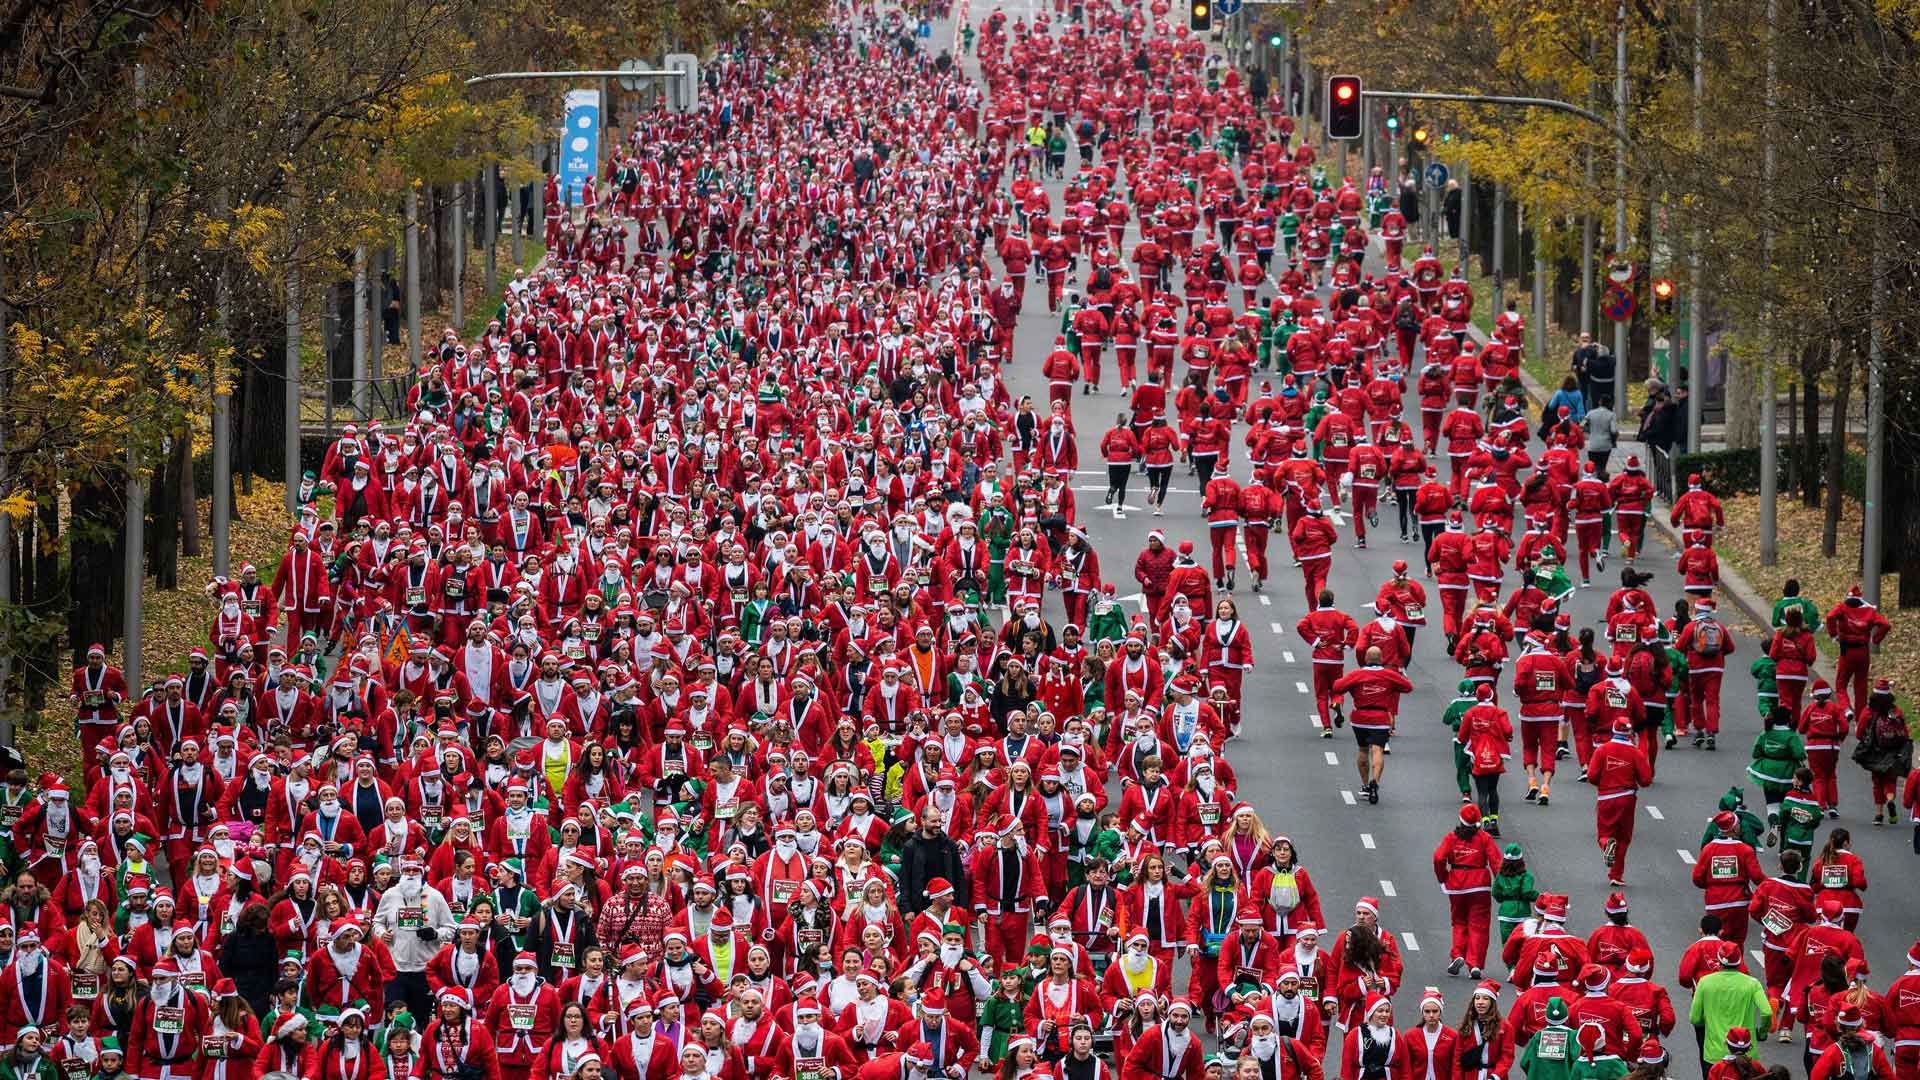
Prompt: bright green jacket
<box><xmin>1688</xmin><ymin>968</ymin><xmax>1772</xmax><ymax>1060</ymax></box>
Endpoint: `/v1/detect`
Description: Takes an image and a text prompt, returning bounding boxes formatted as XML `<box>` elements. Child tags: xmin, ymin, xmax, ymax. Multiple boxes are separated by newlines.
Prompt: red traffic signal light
<box><xmin>1652</xmin><ymin>278</ymin><xmax>1675</xmax><ymax>301</ymax></box>
<box><xmin>1327</xmin><ymin>75</ymin><xmax>1362</xmax><ymax>140</ymax></box>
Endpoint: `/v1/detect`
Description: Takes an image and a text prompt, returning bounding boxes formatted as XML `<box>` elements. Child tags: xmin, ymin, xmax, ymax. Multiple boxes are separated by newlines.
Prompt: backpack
<box><xmin>1394</xmin><ymin>304</ymin><xmax>1419</xmax><ymax>331</ymax></box>
<box><xmin>1693</xmin><ymin>618</ymin><xmax>1723</xmax><ymax>655</ymax></box>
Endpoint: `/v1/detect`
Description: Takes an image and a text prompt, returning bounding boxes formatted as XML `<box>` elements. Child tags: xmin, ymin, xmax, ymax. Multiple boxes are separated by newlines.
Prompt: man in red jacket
<box><xmin>1203</xmin><ymin>471</ymin><xmax>1243</xmax><ymax>590</ymax></box>
<box><xmin>1288</xmin><ymin>506</ymin><xmax>1338</xmax><ymax>610</ymax></box>
<box><xmin>1884</xmin><ymin>941</ymin><xmax>1920</xmax><ymax>1080</ymax></box>
<box><xmin>1588</xmin><ymin>718</ymin><xmax>1653</xmax><ymax>887</ymax></box>
<box><xmin>1695</xmin><ymin>811</ymin><xmax>1765</xmax><ymax>946</ymax></box>
<box><xmin>1432</xmin><ymin>805</ymin><xmax>1502</xmax><ymax>979</ymax></box>
<box><xmin>1298</xmin><ymin>592</ymin><xmax>1358</xmax><ymax>734</ymax></box>
<box><xmin>1332</xmin><ymin>647</ymin><xmax>1413</xmax><ymax>802</ymax></box>
<box><xmin>1677</xmin><ymin>597</ymin><xmax>1736</xmax><ymax>749</ymax></box>
<box><xmin>1824</xmin><ymin>584</ymin><xmax>1892</xmax><ymax>713</ymax></box>
<box><xmin>1121</xmin><ymin>999</ymin><xmax>1205</xmax><ymax>1080</ymax></box>
<box><xmin>1239</xmin><ymin>469</ymin><xmax>1280</xmax><ymax>593</ymax></box>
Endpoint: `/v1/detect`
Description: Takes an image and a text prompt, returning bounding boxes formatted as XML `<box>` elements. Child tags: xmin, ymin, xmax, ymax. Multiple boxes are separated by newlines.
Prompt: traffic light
<box><xmin>1267</xmin><ymin>30</ymin><xmax>1284</xmax><ymax>48</ymax></box>
<box><xmin>1384</xmin><ymin>113</ymin><xmax>1399</xmax><ymax>132</ymax></box>
<box><xmin>1652</xmin><ymin>278</ymin><xmax>1676</xmax><ymax>316</ymax></box>
<box><xmin>1410</xmin><ymin>124</ymin><xmax>1429</xmax><ymax>145</ymax></box>
<box><xmin>1189</xmin><ymin>0</ymin><xmax>1210</xmax><ymax>31</ymax></box>
<box><xmin>1327</xmin><ymin>75</ymin><xmax>1362</xmax><ymax>140</ymax></box>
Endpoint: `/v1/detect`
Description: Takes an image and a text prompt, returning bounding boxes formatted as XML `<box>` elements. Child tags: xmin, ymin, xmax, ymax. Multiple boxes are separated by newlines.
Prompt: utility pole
<box><xmin>485</xmin><ymin>162</ymin><xmax>499</xmax><ymax>290</ymax></box>
<box><xmin>1863</xmin><ymin>170</ymin><xmax>1887</xmax><ymax>606</ymax></box>
<box><xmin>125</xmin><ymin>64</ymin><xmax>147</xmax><ymax>688</ymax></box>
<box><xmin>1457</xmin><ymin>158</ymin><xmax>1470</xmax><ymax>271</ymax></box>
<box><xmin>1533</xmin><ymin>212</ymin><xmax>1548</xmax><ymax>362</ymax></box>
<box><xmin>1613</xmin><ymin>0</ymin><xmax>1630</xmax><ymax>412</ymax></box>
<box><xmin>352</xmin><ymin>246</ymin><xmax>370</xmax><ymax>419</ymax></box>
<box><xmin>1686</xmin><ymin>0</ymin><xmax>1705</xmax><ymax>454</ymax></box>
<box><xmin>405</xmin><ymin>188</ymin><xmax>422</xmax><ymax>373</ymax></box>
<box><xmin>1491</xmin><ymin>183</ymin><xmax>1505</xmax><ymax>314</ymax></box>
<box><xmin>1758</xmin><ymin>0</ymin><xmax>1779</xmax><ymax>565</ymax></box>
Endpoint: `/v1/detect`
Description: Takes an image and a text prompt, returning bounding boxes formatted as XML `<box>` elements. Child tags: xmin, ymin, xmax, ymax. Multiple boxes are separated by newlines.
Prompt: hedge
<box><xmin>1672</xmin><ymin>445</ymin><xmax>1866</xmax><ymax>501</ymax></box>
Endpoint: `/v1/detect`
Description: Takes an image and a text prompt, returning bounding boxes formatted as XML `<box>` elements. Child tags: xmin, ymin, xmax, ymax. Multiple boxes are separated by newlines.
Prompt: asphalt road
<box><xmin>941</xmin><ymin>7</ymin><xmax>1919</xmax><ymax>1077</ymax></box>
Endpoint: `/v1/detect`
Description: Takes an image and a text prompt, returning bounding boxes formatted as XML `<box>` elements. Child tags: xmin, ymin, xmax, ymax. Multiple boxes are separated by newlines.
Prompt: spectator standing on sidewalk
<box><xmin>1584</xmin><ymin>397</ymin><xmax>1619</xmax><ymax>473</ymax></box>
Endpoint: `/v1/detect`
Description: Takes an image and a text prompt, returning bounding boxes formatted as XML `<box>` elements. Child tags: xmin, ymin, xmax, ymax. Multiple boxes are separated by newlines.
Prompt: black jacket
<box><xmin>897</xmin><ymin>831</ymin><xmax>971</xmax><ymax>915</ymax></box>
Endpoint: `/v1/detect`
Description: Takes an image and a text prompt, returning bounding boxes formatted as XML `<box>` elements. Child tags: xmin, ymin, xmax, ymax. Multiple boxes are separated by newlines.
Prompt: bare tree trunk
<box><xmin>1822</xmin><ymin>338</ymin><xmax>1853</xmax><ymax>557</ymax></box>
<box><xmin>1801</xmin><ymin>345</ymin><xmax>1822</xmax><ymax>508</ymax></box>
<box><xmin>180</xmin><ymin>429</ymin><xmax>200</xmax><ymax>557</ymax></box>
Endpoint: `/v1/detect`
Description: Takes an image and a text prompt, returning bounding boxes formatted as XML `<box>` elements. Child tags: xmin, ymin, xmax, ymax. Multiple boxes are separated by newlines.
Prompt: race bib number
<box><xmin>1614</xmin><ymin>623</ymin><xmax>1637</xmax><ymax>643</ymax></box>
<box><xmin>693</xmin><ymin>733</ymin><xmax>714</xmax><ymax>752</ymax></box>
<box><xmin>1605</xmin><ymin>688</ymin><xmax>1629</xmax><ymax>710</ymax></box>
<box><xmin>1821</xmin><ymin>864</ymin><xmax>1850</xmax><ymax>890</ymax></box>
<box><xmin>70</xmin><ymin>973</ymin><xmax>99</xmax><ymax>1000</ymax></box>
<box><xmin>769</xmin><ymin>879</ymin><xmax>797</xmax><ymax>905</ymax></box>
<box><xmin>241</xmin><ymin>598</ymin><xmax>261</xmax><ymax>616</ymax></box>
<box><xmin>797</xmin><ymin>928</ymin><xmax>823</xmax><ymax>948</ymax></box>
<box><xmin>796</xmin><ymin>1057</ymin><xmax>826</xmax><ymax>1080</ymax></box>
<box><xmin>1760</xmin><ymin>907</ymin><xmax>1793</xmax><ymax>938</ymax></box>
<box><xmin>1357</xmin><ymin>464</ymin><xmax>1376</xmax><ymax>480</ymax></box>
<box><xmin>399</xmin><ymin>906</ymin><xmax>425</xmax><ymax>930</ymax></box>
<box><xmin>202</xmin><ymin>1036</ymin><xmax>229</xmax><ymax>1059</ymax></box>
<box><xmin>1709</xmin><ymin>854</ymin><xmax>1740</xmax><ymax>881</ymax></box>
<box><xmin>153</xmin><ymin>1006</ymin><xmax>185</xmax><ymax>1036</ymax></box>
<box><xmin>180</xmin><ymin>970</ymin><xmax>205</xmax><ymax>990</ymax></box>
<box><xmin>0</xmin><ymin>804</ymin><xmax>20</xmax><ymax>829</ymax></box>
<box><xmin>444</xmin><ymin>580</ymin><xmax>465</xmax><ymax>600</ymax></box>
<box><xmin>1790</xmin><ymin>805</ymin><xmax>1816</xmax><ymax>826</ymax></box>
<box><xmin>1236</xmin><ymin>966</ymin><xmax>1263</xmax><ymax>984</ymax></box>
<box><xmin>552</xmin><ymin>941</ymin><xmax>576</xmax><ymax>969</ymax></box>
<box><xmin>60</xmin><ymin>1059</ymin><xmax>87</xmax><ymax>1080</ymax></box>
<box><xmin>508</xmin><ymin>1003</ymin><xmax>537</xmax><ymax>1031</ymax></box>
<box><xmin>1533</xmin><ymin>672</ymin><xmax>1558</xmax><ymax>692</ymax></box>
<box><xmin>1405</xmin><ymin>605</ymin><xmax>1424</xmax><ymax>621</ymax></box>
<box><xmin>715</xmin><ymin>799</ymin><xmax>737</xmax><ymax>820</ymax></box>
<box><xmin>1197</xmin><ymin>803</ymin><xmax>1220</xmax><ymax>826</ymax></box>
<box><xmin>406</xmin><ymin>588</ymin><xmax>426</xmax><ymax>607</ymax></box>
<box><xmin>44</xmin><ymin>835</ymin><xmax>64</xmax><ymax>858</ymax></box>
<box><xmin>422</xmin><ymin>804</ymin><xmax>445</xmax><ymax>829</ymax></box>
<box><xmin>1535</xmin><ymin>1029</ymin><xmax>1569</xmax><ymax>1062</ymax></box>
<box><xmin>82</xmin><ymin>693</ymin><xmax>106</xmax><ymax>709</ymax></box>
<box><xmin>1330</xmin><ymin>433</ymin><xmax>1349</xmax><ymax>448</ymax></box>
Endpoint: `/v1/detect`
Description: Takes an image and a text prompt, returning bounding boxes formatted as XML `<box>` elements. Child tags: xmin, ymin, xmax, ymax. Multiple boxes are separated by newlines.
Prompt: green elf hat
<box><xmin>1545</xmin><ymin>996</ymin><xmax>1569</xmax><ymax>1024</ymax></box>
<box><xmin>97</xmin><ymin>1038</ymin><xmax>122</xmax><ymax>1056</ymax></box>
<box><xmin>125</xmin><ymin>833</ymin><xmax>152</xmax><ymax>853</ymax></box>
<box><xmin>941</xmin><ymin>923</ymin><xmax>966</xmax><ymax>939</ymax></box>
<box><xmin>497</xmin><ymin>857</ymin><xmax>527</xmax><ymax>880</ymax></box>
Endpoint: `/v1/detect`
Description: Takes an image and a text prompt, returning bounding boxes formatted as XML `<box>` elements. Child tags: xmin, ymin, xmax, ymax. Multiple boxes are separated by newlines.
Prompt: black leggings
<box><xmin>1193</xmin><ymin>452</ymin><xmax>1218</xmax><ymax>488</ymax></box>
<box><xmin>1107</xmin><ymin>464</ymin><xmax>1132</xmax><ymax>505</ymax></box>
<box><xmin>1420</xmin><ymin>522</ymin><xmax>1444</xmax><ymax>568</ymax></box>
<box><xmin>1146</xmin><ymin>464</ymin><xmax>1172</xmax><ymax>505</ymax></box>
<box><xmin>1474</xmin><ymin>772</ymin><xmax>1501</xmax><ymax>817</ymax></box>
<box><xmin>1394</xmin><ymin>487</ymin><xmax>1417</xmax><ymax>536</ymax></box>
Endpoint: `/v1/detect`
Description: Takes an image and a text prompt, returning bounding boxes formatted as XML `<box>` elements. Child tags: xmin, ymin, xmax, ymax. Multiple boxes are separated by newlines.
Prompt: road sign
<box><xmin>1215</xmin><ymin>0</ymin><xmax>1242</xmax><ymax>14</ymax></box>
<box><xmin>1425</xmin><ymin>162</ymin><xmax>1449</xmax><ymax>188</ymax></box>
<box><xmin>1606</xmin><ymin>262</ymin><xmax>1636</xmax><ymax>285</ymax></box>
<box><xmin>664</xmin><ymin>52</ymin><xmax>699</xmax><ymax>114</ymax></box>
<box><xmin>1601</xmin><ymin>283</ymin><xmax>1637</xmax><ymax>323</ymax></box>
<box><xmin>617</xmin><ymin>59</ymin><xmax>647</xmax><ymax>92</ymax></box>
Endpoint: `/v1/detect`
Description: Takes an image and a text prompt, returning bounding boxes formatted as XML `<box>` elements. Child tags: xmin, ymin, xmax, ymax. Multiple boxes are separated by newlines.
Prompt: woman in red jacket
<box><xmin>1139</xmin><ymin>417</ymin><xmax>1180</xmax><ymax>516</ymax></box>
<box><xmin>199</xmin><ymin>979</ymin><xmax>264</xmax><ymax>1080</ymax></box>
<box><xmin>1117</xmin><ymin>853</ymin><xmax>1197</xmax><ymax>966</ymax></box>
<box><xmin>529</xmin><ymin>1001</ymin><xmax>613</xmax><ymax>1080</ymax></box>
<box><xmin>1454</xmin><ymin>982</ymin><xmax>1515</xmax><ymax>1080</ymax></box>
<box><xmin>1100</xmin><ymin>415</ymin><xmax>1141</xmax><ymax>519</ymax></box>
<box><xmin>1767</xmin><ymin>609</ymin><xmax>1819</xmax><ymax>714</ymax></box>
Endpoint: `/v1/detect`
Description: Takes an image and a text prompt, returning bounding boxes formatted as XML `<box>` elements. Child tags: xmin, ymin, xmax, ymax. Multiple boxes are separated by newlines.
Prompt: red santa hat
<box><xmin>1604</xmin><ymin>892</ymin><xmax>1629</xmax><ymax>915</ymax></box>
<box><xmin>918</xmin><ymin>989</ymin><xmax>947</xmax><ymax>1016</ymax></box>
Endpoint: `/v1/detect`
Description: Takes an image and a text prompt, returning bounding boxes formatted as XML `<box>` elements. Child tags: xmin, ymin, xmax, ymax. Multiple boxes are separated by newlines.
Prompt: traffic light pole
<box><xmin>1358</xmin><ymin>90</ymin><xmax>1626</xmax><ymax>146</ymax></box>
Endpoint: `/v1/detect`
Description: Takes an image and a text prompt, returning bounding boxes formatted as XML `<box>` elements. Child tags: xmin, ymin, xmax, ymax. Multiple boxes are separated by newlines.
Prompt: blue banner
<box><xmin>561</xmin><ymin>89</ymin><xmax>601</xmax><ymax>207</ymax></box>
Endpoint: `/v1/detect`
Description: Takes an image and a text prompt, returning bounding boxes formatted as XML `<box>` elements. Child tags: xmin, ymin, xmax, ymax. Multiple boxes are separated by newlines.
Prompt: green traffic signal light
<box><xmin>1268</xmin><ymin>32</ymin><xmax>1283</xmax><ymax>47</ymax></box>
<box><xmin>1385</xmin><ymin>115</ymin><xmax>1399</xmax><ymax>131</ymax></box>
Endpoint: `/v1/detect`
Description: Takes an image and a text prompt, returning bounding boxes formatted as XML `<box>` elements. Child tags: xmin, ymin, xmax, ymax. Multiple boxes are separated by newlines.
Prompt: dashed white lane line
<box><xmin>1750</xmin><ymin>950</ymin><xmax>1766</xmax><ymax>967</ymax></box>
<box><xmin>1270</xmin><ymin>622</ymin><xmax>1285</xmax><ymax>635</ymax></box>
<box><xmin>1360</xmin><ymin>833</ymin><xmax>1377</xmax><ymax>850</ymax></box>
<box><xmin>1403</xmin><ymin>932</ymin><xmax>1421</xmax><ymax>952</ymax></box>
<box><xmin>1324</xmin><ymin>751</ymin><xmax>1340</xmax><ymax>765</ymax></box>
<box><xmin>1342</xmin><ymin>790</ymin><xmax>1357</xmax><ymax>805</ymax></box>
<box><xmin>1295</xmin><ymin>680</ymin><xmax>1310</xmax><ymax>694</ymax></box>
<box><xmin>1677</xmin><ymin>848</ymin><xmax>1697</xmax><ymax>865</ymax></box>
<box><xmin>1380</xmin><ymin>880</ymin><xmax>1397</xmax><ymax>897</ymax></box>
<box><xmin>1282</xmin><ymin>650</ymin><xmax>1296</xmax><ymax>663</ymax></box>
<box><xmin>1258</xmin><ymin>595</ymin><xmax>1272</xmax><ymax>606</ymax></box>
<box><xmin>1646</xmin><ymin>805</ymin><xmax>1664</xmax><ymax>820</ymax></box>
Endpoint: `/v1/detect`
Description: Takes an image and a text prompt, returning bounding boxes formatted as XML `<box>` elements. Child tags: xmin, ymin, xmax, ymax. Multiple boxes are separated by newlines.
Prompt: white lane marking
<box><xmin>1381</xmin><ymin>880</ymin><xmax>1397</xmax><ymax>897</ymax></box>
<box><xmin>1751</xmin><ymin>950</ymin><xmax>1766</xmax><ymax>967</ymax></box>
<box><xmin>1646</xmin><ymin>805</ymin><xmax>1664</xmax><ymax>820</ymax></box>
<box><xmin>1282</xmin><ymin>650</ymin><xmax>1296</xmax><ymax>663</ymax></box>
<box><xmin>1324</xmin><ymin>751</ymin><xmax>1340</xmax><ymax>765</ymax></box>
<box><xmin>1270</xmin><ymin>622</ymin><xmax>1286</xmax><ymax>635</ymax></box>
<box><xmin>1360</xmin><ymin>833</ymin><xmax>1376</xmax><ymax>849</ymax></box>
<box><xmin>1259</xmin><ymin>594</ymin><xmax>1271</xmax><ymax>606</ymax></box>
<box><xmin>1677</xmin><ymin>848</ymin><xmax>1696</xmax><ymax>865</ymax></box>
<box><xmin>1342</xmin><ymin>790</ymin><xmax>1357</xmax><ymax>805</ymax></box>
<box><xmin>1403</xmin><ymin>932</ymin><xmax>1421</xmax><ymax>952</ymax></box>
<box><xmin>1295</xmin><ymin>680</ymin><xmax>1310</xmax><ymax>694</ymax></box>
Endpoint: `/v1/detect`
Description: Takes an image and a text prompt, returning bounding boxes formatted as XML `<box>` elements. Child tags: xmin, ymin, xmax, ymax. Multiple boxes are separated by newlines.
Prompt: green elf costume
<box><xmin>1746</xmin><ymin>710</ymin><xmax>1805</xmax><ymax>835</ymax></box>
<box><xmin>1747</xmin><ymin>655</ymin><xmax>1778</xmax><ymax>722</ymax></box>
<box><xmin>977</xmin><ymin>970</ymin><xmax>1030</xmax><ymax>1067</ymax></box>
<box><xmin>1443</xmin><ymin>679</ymin><xmax>1477</xmax><ymax>801</ymax></box>
<box><xmin>1778</xmin><ymin>779</ymin><xmax>1823</xmax><ymax>879</ymax></box>
<box><xmin>1515</xmin><ymin>997</ymin><xmax>1579</xmax><ymax>1080</ymax></box>
<box><xmin>1770</xmin><ymin>591</ymin><xmax>1821</xmax><ymax>635</ymax></box>
<box><xmin>1491</xmin><ymin>844</ymin><xmax>1538</xmax><ymax>944</ymax></box>
<box><xmin>1698</xmin><ymin>788</ymin><xmax>1767</xmax><ymax>851</ymax></box>
<box><xmin>1064</xmin><ymin>796</ymin><xmax>1123</xmax><ymax>889</ymax></box>
<box><xmin>489</xmin><ymin>858</ymin><xmax>543</xmax><ymax>953</ymax></box>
